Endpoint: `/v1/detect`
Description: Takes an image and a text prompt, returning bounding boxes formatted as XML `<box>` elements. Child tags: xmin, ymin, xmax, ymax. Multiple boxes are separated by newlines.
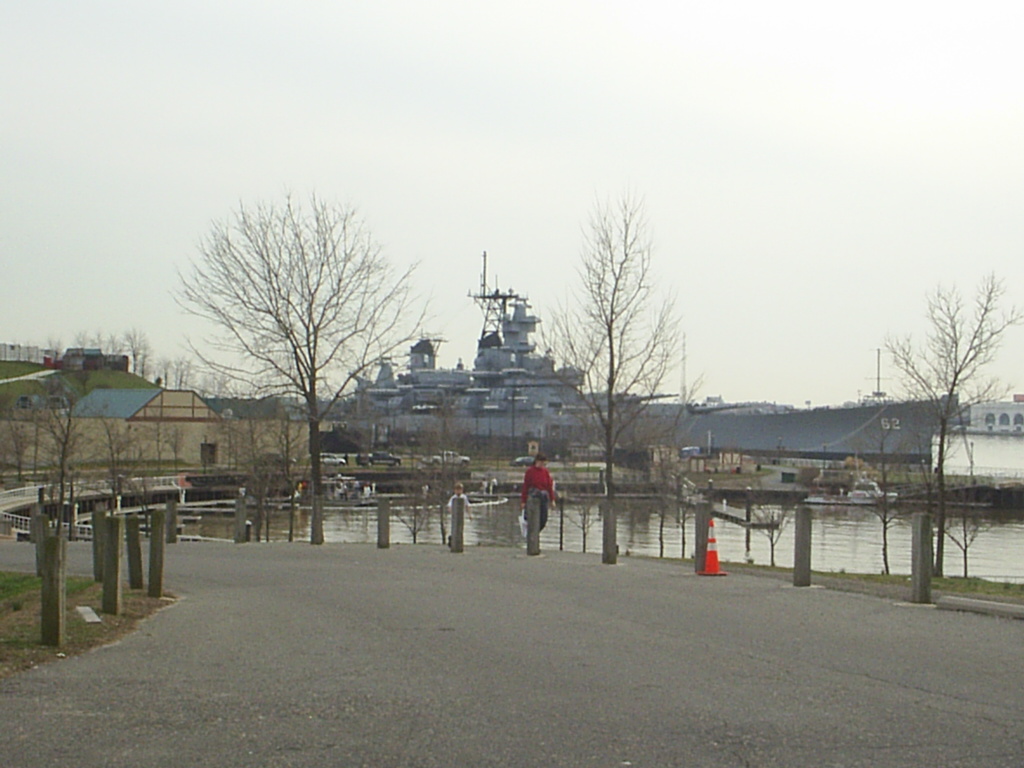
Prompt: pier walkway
<box><xmin>1</xmin><ymin>540</ymin><xmax>1022</xmax><ymax>767</ymax></box>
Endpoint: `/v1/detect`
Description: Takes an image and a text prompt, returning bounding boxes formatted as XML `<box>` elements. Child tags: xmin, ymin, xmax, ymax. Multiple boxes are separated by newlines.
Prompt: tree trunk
<box><xmin>307</xmin><ymin>410</ymin><xmax>324</xmax><ymax>545</ymax></box>
<box><xmin>934</xmin><ymin>420</ymin><xmax>948</xmax><ymax>577</ymax></box>
<box><xmin>882</xmin><ymin>522</ymin><xmax>890</xmax><ymax>575</ymax></box>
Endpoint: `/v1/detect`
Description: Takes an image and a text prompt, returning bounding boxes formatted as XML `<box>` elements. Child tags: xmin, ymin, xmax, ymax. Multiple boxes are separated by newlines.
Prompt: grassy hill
<box><xmin>0</xmin><ymin>362</ymin><xmax>158</xmax><ymax>403</ymax></box>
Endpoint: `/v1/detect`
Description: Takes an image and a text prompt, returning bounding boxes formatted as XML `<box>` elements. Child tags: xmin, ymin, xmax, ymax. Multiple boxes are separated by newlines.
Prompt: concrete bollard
<box><xmin>92</xmin><ymin>507</ymin><xmax>108</xmax><ymax>582</ymax></box>
<box><xmin>149</xmin><ymin>508</ymin><xmax>166</xmax><ymax>598</ymax></box>
<box><xmin>376</xmin><ymin>497</ymin><xmax>390</xmax><ymax>549</ymax></box>
<box><xmin>558</xmin><ymin>496</ymin><xmax>565</xmax><ymax>551</ymax></box>
<box><xmin>601</xmin><ymin>501</ymin><xmax>617</xmax><ymax>565</ymax></box>
<box><xmin>126</xmin><ymin>516</ymin><xmax>144</xmax><ymax>590</ymax></box>
<box><xmin>40</xmin><ymin>535</ymin><xmax>67</xmax><ymax>647</ymax></box>
<box><xmin>450</xmin><ymin>496</ymin><xmax>466</xmax><ymax>553</ymax></box>
<box><xmin>102</xmin><ymin>515</ymin><xmax>124</xmax><ymax>615</ymax></box>
<box><xmin>526</xmin><ymin>495</ymin><xmax>541</xmax><ymax>556</ymax></box>
<box><xmin>31</xmin><ymin>506</ymin><xmax>46</xmax><ymax>577</ymax></box>
<box><xmin>694</xmin><ymin>506</ymin><xmax>710</xmax><ymax>573</ymax></box>
<box><xmin>744</xmin><ymin>488</ymin><xmax>753</xmax><ymax>557</ymax></box>
<box><xmin>166</xmin><ymin>497</ymin><xmax>179</xmax><ymax>544</ymax></box>
<box><xmin>793</xmin><ymin>507</ymin><xmax>812</xmax><ymax>587</ymax></box>
<box><xmin>234</xmin><ymin>496</ymin><xmax>247</xmax><ymax>544</ymax></box>
<box><xmin>911</xmin><ymin>512</ymin><xmax>932</xmax><ymax>604</ymax></box>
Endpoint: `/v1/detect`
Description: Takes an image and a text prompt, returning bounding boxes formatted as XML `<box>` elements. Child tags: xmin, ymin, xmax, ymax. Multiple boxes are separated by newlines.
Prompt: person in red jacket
<box><xmin>519</xmin><ymin>453</ymin><xmax>556</xmax><ymax>538</ymax></box>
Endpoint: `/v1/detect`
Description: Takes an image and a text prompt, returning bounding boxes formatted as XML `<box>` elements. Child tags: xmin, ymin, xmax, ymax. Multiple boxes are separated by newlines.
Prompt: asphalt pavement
<box><xmin>1</xmin><ymin>538</ymin><xmax>1022</xmax><ymax>767</ymax></box>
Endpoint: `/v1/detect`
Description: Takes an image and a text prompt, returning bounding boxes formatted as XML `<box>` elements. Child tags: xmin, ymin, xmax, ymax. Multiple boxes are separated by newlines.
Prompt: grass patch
<box><xmin>0</xmin><ymin>361</ymin><xmax>46</xmax><ymax>380</ymax></box>
<box><xmin>644</xmin><ymin>555</ymin><xmax>1024</xmax><ymax>604</ymax></box>
<box><xmin>0</xmin><ymin>570</ymin><xmax>173</xmax><ymax>680</ymax></box>
<box><xmin>0</xmin><ymin>572</ymin><xmax>41</xmax><ymax>602</ymax></box>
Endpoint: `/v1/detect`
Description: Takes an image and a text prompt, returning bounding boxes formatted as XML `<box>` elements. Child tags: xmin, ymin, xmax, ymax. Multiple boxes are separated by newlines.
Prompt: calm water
<box><xmin>189</xmin><ymin>496</ymin><xmax>1024</xmax><ymax>582</ymax></box>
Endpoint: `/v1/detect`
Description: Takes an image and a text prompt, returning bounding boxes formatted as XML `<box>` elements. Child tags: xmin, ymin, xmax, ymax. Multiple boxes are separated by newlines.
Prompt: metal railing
<box><xmin>0</xmin><ymin>476</ymin><xmax>183</xmax><ymax>541</ymax></box>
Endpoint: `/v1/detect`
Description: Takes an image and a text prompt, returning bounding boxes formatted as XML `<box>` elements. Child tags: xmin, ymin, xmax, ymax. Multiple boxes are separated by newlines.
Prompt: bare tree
<box><xmin>568</xmin><ymin>499</ymin><xmax>598</xmax><ymax>553</ymax></box>
<box><xmin>753</xmin><ymin>506</ymin><xmax>789</xmax><ymax>567</ymax></box>
<box><xmin>169</xmin><ymin>425</ymin><xmax>187</xmax><ymax>471</ymax></box>
<box><xmin>123</xmin><ymin>327</ymin><xmax>151</xmax><ymax>377</ymax></box>
<box><xmin>945</xmin><ymin>510</ymin><xmax>987</xmax><ymax>579</ymax></box>
<box><xmin>268</xmin><ymin>403</ymin><xmax>305</xmax><ymax>542</ymax></box>
<box><xmin>395</xmin><ymin>484</ymin><xmax>433</xmax><ymax>544</ymax></box>
<box><xmin>36</xmin><ymin>378</ymin><xmax>81</xmax><ymax>523</ymax></box>
<box><xmin>105</xmin><ymin>332</ymin><xmax>124</xmax><ymax>357</ymax></box>
<box><xmin>45</xmin><ymin>336</ymin><xmax>63</xmax><ymax>361</ymax></box>
<box><xmin>414</xmin><ymin>395</ymin><xmax>471</xmax><ymax>545</ymax></box>
<box><xmin>95</xmin><ymin>415</ymin><xmax>136</xmax><ymax>503</ymax></box>
<box><xmin>853</xmin><ymin>416</ymin><xmax>910</xmax><ymax>575</ymax></box>
<box><xmin>178</xmin><ymin>194</ymin><xmax>420</xmax><ymax>544</ymax></box>
<box><xmin>0</xmin><ymin>412</ymin><xmax>32</xmax><ymax>482</ymax></box>
<box><xmin>166</xmin><ymin>356</ymin><xmax>194</xmax><ymax>389</ymax></box>
<box><xmin>548</xmin><ymin>193</ymin><xmax>680</xmax><ymax>564</ymax></box>
<box><xmin>646</xmin><ymin>448</ymin><xmax>687</xmax><ymax>559</ymax></box>
<box><xmin>237</xmin><ymin>418</ymin><xmax>277</xmax><ymax>543</ymax></box>
<box><xmin>887</xmin><ymin>274</ymin><xmax>1021</xmax><ymax>576</ymax></box>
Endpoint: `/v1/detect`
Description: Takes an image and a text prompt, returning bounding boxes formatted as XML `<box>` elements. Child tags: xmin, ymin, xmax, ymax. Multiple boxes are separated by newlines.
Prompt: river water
<box><xmin>190</xmin><ymin>496</ymin><xmax>1024</xmax><ymax>583</ymax></box>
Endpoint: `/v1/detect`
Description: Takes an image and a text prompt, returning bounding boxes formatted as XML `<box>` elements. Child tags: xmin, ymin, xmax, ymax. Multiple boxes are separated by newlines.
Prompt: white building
<box><xmin>941</xmin><ymin>397</ymin><xmax>1024</xmax><ymax>479</ymax></box>
<box><xmin>970</xmin><ymin>398</ymin><xmax>1024</xmax><ymax>434</ymax></box>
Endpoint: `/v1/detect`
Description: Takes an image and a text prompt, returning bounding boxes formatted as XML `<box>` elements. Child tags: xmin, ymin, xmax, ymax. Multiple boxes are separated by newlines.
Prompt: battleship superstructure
<box><xmin>350</xmin><ymin>254</ymin><xmax>582</xmax><ymax>447</ymax></box>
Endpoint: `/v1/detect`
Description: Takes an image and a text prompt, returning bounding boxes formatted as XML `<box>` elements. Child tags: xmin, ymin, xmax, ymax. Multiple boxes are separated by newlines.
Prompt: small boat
<box><xmin>804</xmin><ymin>478</ymin><xmax>897</xmax><ymax>506</ymax></box>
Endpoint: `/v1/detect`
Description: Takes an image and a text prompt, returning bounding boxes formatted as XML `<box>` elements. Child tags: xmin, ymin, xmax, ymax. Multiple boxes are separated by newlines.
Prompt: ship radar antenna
<box><xmin>469</xmin><ymin>250</ymin><xmax>521</xmax><ymax>345</ymax></box>
<box><xmin>866</xmin><ymin>347</ymin><xmax>889</xmax><ymax>400</ymax></box>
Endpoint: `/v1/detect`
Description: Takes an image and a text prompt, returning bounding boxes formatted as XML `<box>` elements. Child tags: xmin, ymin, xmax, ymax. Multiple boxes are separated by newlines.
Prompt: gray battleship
<box><xmin>657</xmin><ymin>396</ymin><xmax>938</xmax><ymax>464</ymax></box>
<box><xmin>349</xmin><ymin>256</ymin><xmax>938</xmax><ymax>464</ymax></box>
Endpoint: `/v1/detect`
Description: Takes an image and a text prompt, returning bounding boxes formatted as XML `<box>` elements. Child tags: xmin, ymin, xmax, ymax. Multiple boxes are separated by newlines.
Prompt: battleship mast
<box><xmin>471</xmin><ymin>251</ymin><xmax>520</xmax><ymax>347</ymax></box>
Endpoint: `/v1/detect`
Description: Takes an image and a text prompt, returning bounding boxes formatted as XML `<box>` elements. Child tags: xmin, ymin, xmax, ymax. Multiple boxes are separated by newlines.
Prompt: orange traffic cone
<box><xmin>698</xmin><ymin>517</ymin><xmax>728</xmax><ymax>576</ymax></box>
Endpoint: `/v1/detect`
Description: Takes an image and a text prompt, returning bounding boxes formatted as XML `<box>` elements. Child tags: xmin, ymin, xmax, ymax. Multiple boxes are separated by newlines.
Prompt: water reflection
<box><xmin>187</xmin><ymin>497</ymin><xmax>1024</xmax><ymax>582</ymax></box>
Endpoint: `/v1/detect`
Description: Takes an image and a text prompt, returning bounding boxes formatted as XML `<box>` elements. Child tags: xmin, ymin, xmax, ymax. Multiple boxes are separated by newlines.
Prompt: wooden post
<box><xmin>793</xmin><ymin>507</ymin><xmax>812</xmax><ymax>587</ymax></box>
<box><xmin>450</xmin><ymin>496</ymin><xmax>465</xmax><ymax>553</ymax></box>
<box><xmin>31</xmin><ymin>505</ymin><xmax>46</xmax><ymax>577</ymax></box>
<box><xmin>694</xmin><ymin>506</ymin><xmax>710</xmax><ymax>573</ymax></box>
<box><xmin>92</xmin><ymin>507</ymin><xmax>108</xmax><ymax>582</ymax></box>
<box><xmin>376</xmin><ymin>497</ymin><xmax>390</xmax><ymax>549</ymax></box>
<box><xmin>148</xmin><ymin>507</ymin><xmax>166</xmax><ymax>598</ymax></box>
<box><xmin>601</xmin><ymin>500</ymin><xmax>617</xmax><ymax>565</ymax></box>
<box><xmin>125</xmin><ymin>515</ymin><xmax>144</xmax><ymax>590</ymax></box>
<box><xmin>40</xmin><ymin>535</ymin><xmax>66</xmax><ymax>647</ymax></box>
<box><xmin>744</xmin><ymin>487</ymin><xmax>753</xmax><ymax>558</ymax></box>
<box><xmin>234</xmin><ymin>496</ymin><xmax>247</xmax><ymax>544</ymax></box>
<box><xmin>558</xmin><ymin>496</ymin><xmax>565</xmax><ymax>551</ymax></box>
<box><xmin>102</xmin><ymin>515</ymin><xmax>123</xmax><ymax>615</ymax></box>
<box><xmin>911</xmin><ymin>512</ymin><xmax>932</xmax><ymax>604</ymax></box>
<box><xmin>526</xmin><ymin>495</ymin><xmax>541</xmax><ymax>556</ymax></box>
<box><xmin>166</xmin><ymin>497</ymin><xmax>178</xmax><ymax>544</ymax></box>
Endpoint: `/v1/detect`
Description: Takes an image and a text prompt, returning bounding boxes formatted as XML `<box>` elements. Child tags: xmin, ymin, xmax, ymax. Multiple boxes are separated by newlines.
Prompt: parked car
<box><xmin>510</xmin><ymin>455</ymin><xmax>535</xmax><ymax>467</ymax></box>
<box><xmin>357</xmin><ymin>451</ymin><xmax>402</xmax><ymax>467</ymax></box>
<box><xmin>423</xmin><ymin>450</ymin><xmax>471</xmax><ymax>467</ymax></box>
<box><xmin>321</xmin><ymin>453</ymin><xmax>347</xmax><ymax>466</ymax></box>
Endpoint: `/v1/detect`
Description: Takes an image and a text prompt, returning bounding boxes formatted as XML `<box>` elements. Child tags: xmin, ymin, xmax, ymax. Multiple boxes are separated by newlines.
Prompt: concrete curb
<box><xmin>935</xmin><ymin>595</ymin><xmax>1024</xmax><ymax>620</ymax></box>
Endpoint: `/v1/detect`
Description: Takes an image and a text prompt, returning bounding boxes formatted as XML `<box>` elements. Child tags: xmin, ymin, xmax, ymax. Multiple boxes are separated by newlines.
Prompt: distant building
<box><xmin>70</xmin><ymin>389</ymin><xmax>222</xmax><ymax>466</ymax></box>
<box><xmin>969</xmin><ymin>399</ymin><xmax>1024</xmax><ymax>433</ymax></box>
<box><xmin>941</xmin><ymin>399</ymin><xmax>1024</xmax><ymax>478</ymax></box>
<box><xmin>0</xmin><ymin>343</ymin><xmax>57</xmax><ymax>364</ymax></box>
<box><xmin>58</xmin><ymin>348</ymin><xmax>129</xmax><ymax>372</ymax></box>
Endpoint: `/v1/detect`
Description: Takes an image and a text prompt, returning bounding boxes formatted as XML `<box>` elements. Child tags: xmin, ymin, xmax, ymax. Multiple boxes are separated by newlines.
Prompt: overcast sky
<box><xmin>3</xmin><ymin>1</ymin><xmax>1023</xmax><ymax>406</ymax></box>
